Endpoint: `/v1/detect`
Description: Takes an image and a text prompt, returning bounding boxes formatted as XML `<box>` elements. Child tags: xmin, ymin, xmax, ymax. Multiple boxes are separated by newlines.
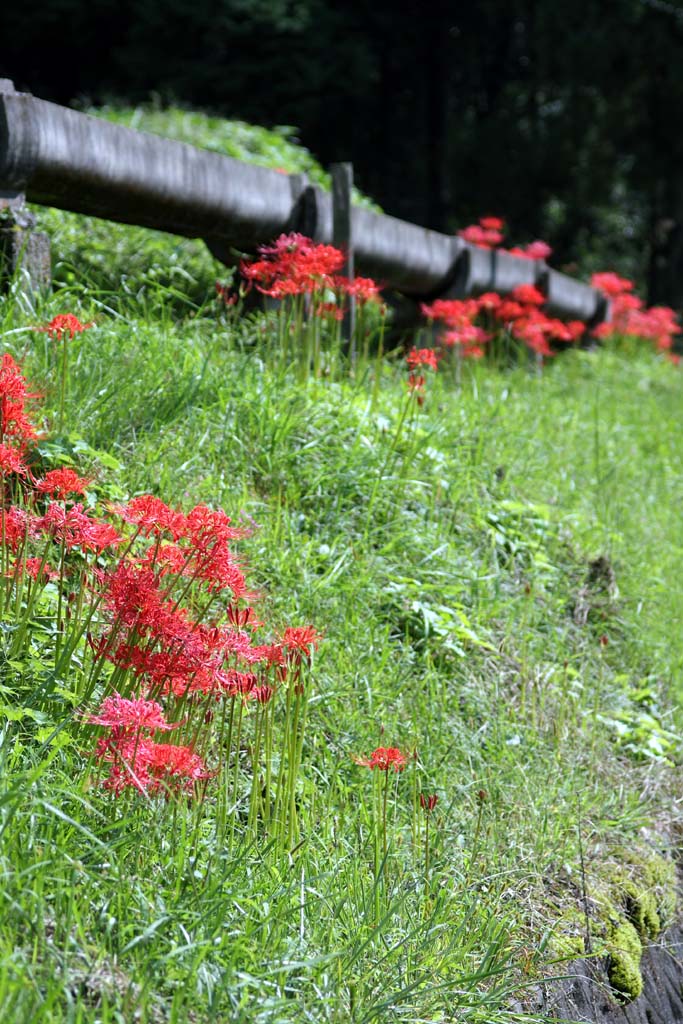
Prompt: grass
<box><xmin>0</xmin><ymin>107</ymin><xmax>683</xmax><ymax>1022</ymax></box>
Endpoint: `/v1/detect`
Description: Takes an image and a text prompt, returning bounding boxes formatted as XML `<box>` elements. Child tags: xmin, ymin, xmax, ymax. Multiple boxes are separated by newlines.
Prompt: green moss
<box><xmin>549</xmin><ymin>907</ymin><xmax>587</xmax><ymax>959</ymax></box>
<box><xmin>607</xmin><ymin>920</ymin><xmax>643</xmax><ymax>1001</ymax></box>
<box><xmin>552</xmin><ymin>847</ymin><xmax>676</xmax><ymax>1003</ymax></box>
<box><xmin>642</xmin><ymin>852</ymin><xmax>677</xmax><ymax>927</ymax></box>
<box><xmin>608</xmin><ymin>848</ymin><xmax>677</xmax><ymax>939</ymax></box>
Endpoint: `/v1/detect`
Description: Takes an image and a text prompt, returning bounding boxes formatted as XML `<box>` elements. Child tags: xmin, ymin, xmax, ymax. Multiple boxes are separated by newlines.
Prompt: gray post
<box><xmin>0</xmin><ymin>81</ymin><xmax>51</xmax><ymax>296</ymax></box>
<box><xmin>331</xmin><ymin>162</ymin><xmax>355</xmax><ymax>359</ymax></box>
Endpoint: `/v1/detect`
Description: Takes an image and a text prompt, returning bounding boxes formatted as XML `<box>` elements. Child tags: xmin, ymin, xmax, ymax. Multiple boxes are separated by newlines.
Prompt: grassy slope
<box><xmin>0</xmin><ymin>108</ymin><xmax>682</xmax><ymax>1023</ymax></box>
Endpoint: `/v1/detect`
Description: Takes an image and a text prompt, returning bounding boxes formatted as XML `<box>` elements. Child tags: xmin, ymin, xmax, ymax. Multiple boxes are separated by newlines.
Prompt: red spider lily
<box><xmin>565</xmin><ymin>321</ymin><xmax>586</xmax><ymax>342</ymax></box>
<box><xmin>458</xmin><ymin>216</ymin><xmax>505</xmax><ymax>249</ymax></box>
<box><xmin>420</xmin><ymin>793</ymin><xmax>439</xmax><ymax>812</ymax></box>
<box><xmin>0</xmin><ymin>507</ymin><xmax>39</xmax><ymax>551</ymax></box>
<box><xmin>39</xmin><ymin>502</ymin><xmax>122</xmax><ymax>552</ymax></box>
<box><xmin>186</xmin><ymin>542</ymin><xmax>247</xmax><ymax>598</ymax></box>
<box><xmin>35</xmin><ymin>467</ymin><xmax>92</xmax><ymax>499</ymax></box>
<box><xmin>590</xmin><ymin>272</ymin><xmax>635</xmax><ymax>297</ymax></box>
<box><xmin>96</xmin><ymin>734</ymin><xmax>211</xmax><ymax>794</ymax></box>
<box><xmin>421</xmin><ymin>298</ymin><xmax>479</xmax><ymax>328</ymax></box>
<box><xmin>0</xmin><ymin>353</ymin><xmax>40</xmax><ymax>442</ymax></box>
<box><xmin>406</xmin><ymin>348</ymin><xmax>440</xmax><ymax>371</ymax></box>
<box><xmin>282</xmin><ymin>625</ymin><xmax>321</xmax><ymax>660</ymax></box>
<box><xmin>112</xmin><ymin>495</ymin><xmax>188</xmax><ymax>540</ymax></box>
<box><xmin>494</xmin><ymin>300</ymin><xmax>525</xmax><ymax>323</ymax></box>
<box><xmin>185</xmin><ymin>504</ymin><xmax>249</xmax><ymax>546</ymax></box>
<box><xmin>241</xmin><ymin>233</ymin><xmax>345</xmax><ymax>297</ymax></box>
<box><xmin>0</xmin><ymin>442</ymin><xmax>28</xmax><ymax>477</ymax></box>
<box><xmin>335</xmin><ymin>275</ymin><xmax>382</xmax><ymax>304</ymax></box>
<box><xmin>85</xmin><ymin>693</ymin><xmax>179</xmax><ymax>733</ymax></box>
<box><xmin>354</xmin><ymin>746</ymin><xmax>408</xmax><ymax>772</ymax></box>
<box><xmin>507</xmin><ymin>240</ymin><xmax>552</xmax><ymax>261</ymax></box>
<box><xmin>476</xmin><ymin>292</ymin><xmax>503</xmax><ymax>314</ymax></box>
<box><xmin>479</xmin><ymin>216</ymin><xmax>505</xmax><ymax>232</ymax></box>
<box><xmin>510</xmin><ymin>284</ymin><xmax>545</xmax><ymax>307</ymax></box>
<box><xmin>442</xmin><ymin>325</ymin><xmax>491</xmax><ymax>352</ymax></box>
<box><xmin>38</xmin><ymin>314</ymin><xmax>94</xmax><ymax>340</ymax></box>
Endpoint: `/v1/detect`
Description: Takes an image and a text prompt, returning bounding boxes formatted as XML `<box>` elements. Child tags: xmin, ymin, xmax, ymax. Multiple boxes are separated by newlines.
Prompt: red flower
<box><xmin>0</xmin><ymin>442</ymin><xmax>28</xmax><ymax>477</ymax></box>
<box><xmin>479</xmin><ymin>216</ymin><xmax>505</xmax><ymax>232</ymax></box>
<box><xmin>241</xmin><ymin>233</ymin><xmax>345</xmax><ymax>297</ymax></box>
<box><xmin>511</xmin><ymin>284</ymin><xmax>545</xmax><ymax>307</ymax></box>
<box><xmin>38</xmin><ymin>314</ymin><xmax>94</xmax><ymax>339</ymax></box>
<box><xmin>0</xmin><ymin>354</ymin><xmax>40</xmax><ymax>442</ymax></box>
<box><xmin>458</xmin><ymin>217</ymin><xmax>505</xmax><ymax>249</ymax></box>
<box><xmin>420</xmin><ymin>793</ymin><xmax>439</xmax><ymax>812</ymax></box>
<box><xmin>35</xmin><ymin>467</ymin><xmax>92</xmax><ymax>499</ymax></box>
<box><xmin>335</xmin><ymin>275</ymin><xmax>382</xmax><ymax>304</ymax></box>
<box><xmin>406</xmin><ymin>348</ymin><xmax>440</xmax><ymax>371</ymax></box>
<box><xmin>590</xmin><ymin>272</ymin><xmax>634</xmax><ymax>298</ymax></box>
<box><xmin>39</xmin><ymin>502</ymin><xmax>121</xmax><ymax>552</ymax></box>
<box><xmin>495</xmin><ymin>300</ymin><xmax>525</xmax><ymax>323</ymax></box>
<box><xmin>421</xmin><ymin>298</ymin><xmax>479</xmax><ymax>326</ymax></box>
<box><xmin>282</xmin><ymin>625</ymin><xmax>321</xmax><ymax>659</ymax></box>
<box><xmin>507</xmin><ymin>241</ymin><xmax>552</xmax><ymax>261</ymax></box>
<box><xmin>0</xmin><ymin>506</ymin><xmax>39</xmax><ymax>551</ymax></box>
<box><xmin>354</xmin><ymin>747</ymin><xmax>408</xmax><ymax>772</ymax></box>
<box><xmin>85</xmin><ymin>693</ymin><xmax>178</xmax><ymax>733</ymax></box>
<box><xmin>112</xmin><ymin>495</ymin><xmax>188</xmax><ymax>540</ymax></box>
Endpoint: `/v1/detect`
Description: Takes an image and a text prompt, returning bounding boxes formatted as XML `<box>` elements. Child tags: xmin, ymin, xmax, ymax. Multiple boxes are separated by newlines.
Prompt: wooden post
<box><xmin>331</xmin><ymin>162</ymin><xmax>355</xmax><ymax>360</ymax></box>
<box><xmin>0</xmin><ymin>81</ymin><xmax>51</xmax><ymax>296</ymax></box>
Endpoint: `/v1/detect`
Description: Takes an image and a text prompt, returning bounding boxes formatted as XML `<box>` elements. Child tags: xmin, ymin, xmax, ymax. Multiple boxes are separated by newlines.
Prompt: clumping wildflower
<box><xmin>354</xmin><ymin>747</ymin><xmax>408</xmax><ymax>772</ymax></box>
<box><xmin>510</xmin><ymin>284</ymin><xmax>545</xmax><ymax>307</ymax></box>
<box><xmin>458</xmin><ymin>216</ymin><xmax>505</xmax><ymax>249</ymax></box>
<box><xmin>406</xmin><ymin>348</ymin><xmax>440</xmax><ymax>371</ymax></box>
<box><xmin>35</xmin><ymin>467</ymin><xmax>92</xmax><ymax>499</ymax></box>
<box><xmin>85</xmin><ymin>693</ymin><xmax>178</xmax><ymax>733</ymax></box>
<box><xmin>240</xmin><ymin>233</ymin><xmax>346</xmax><ymax>297</ymax></box>
<box><xmin>282</xmin><ymin>625</ymin><xmax>321</xmax><ymax>660</ymax></box>
<box><xmin>0</xmin><ymin>353</ymin><xmax>40</xmax><ymax>442</ymax></box>
<box><xmin>508</xmin><ymin>240</ymin><xmax>552</xmax><ymax>261</ymax></box>
<box><xmin>112</xmin><ymin>495</ymin><xmax>188</xmax><ymax>540</ymax></box>
<box><xmin>335</xmin><ymin>275</ymin><xmax>382</xmax><ymax>304</ymax></box>
<box><xmin>590</xmin><ymin>272</ymin><xmax>635</xmax><ymax>297</ymax></box>
<box><xmin>38</xmin><ymin>314</ymin><xmax>94</xmax><ymax>339</ymax></box>
<box><xmin>0</xmin><ymin>442</ymin><xmax>28</xmax><ymax>477</ymax></box>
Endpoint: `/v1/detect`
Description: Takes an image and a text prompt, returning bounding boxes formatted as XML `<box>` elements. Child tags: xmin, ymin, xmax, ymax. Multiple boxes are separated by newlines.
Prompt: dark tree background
<box><xmin>3</xmin><ymin>0</ymin><xmax>683</xmax><ymax>303</ymax></box>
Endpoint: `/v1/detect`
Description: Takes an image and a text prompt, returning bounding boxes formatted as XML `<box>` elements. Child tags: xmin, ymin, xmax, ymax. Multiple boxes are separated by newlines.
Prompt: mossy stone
<box><xmin>607</xmin><ymin>920</ymin><xmax>644</xmax><ymax>1002</ymax></box>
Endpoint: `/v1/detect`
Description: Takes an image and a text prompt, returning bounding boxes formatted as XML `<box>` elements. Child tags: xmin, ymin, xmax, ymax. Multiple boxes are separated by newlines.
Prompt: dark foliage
<box><xmin>3</xmin><ymin>0</ymin><xmax>683</xmax><ymax>303</ymax></box>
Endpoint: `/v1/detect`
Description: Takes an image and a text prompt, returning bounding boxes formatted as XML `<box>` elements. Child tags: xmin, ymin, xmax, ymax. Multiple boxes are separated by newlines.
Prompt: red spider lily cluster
<box><xmin>1</xmin><ymin>354</ymin><xmax>320</xmax><ymax>809</ymax></box>
<box><xmin>238</xmin><ymin>233</ymin><xmax>381</xmax><ymax>309</ymax></box>
<box><xmin>416</xmin><ymin>219</ymin><xmax>683</xmax><ymax>362</ymax></box>
<box><xmin>458</xmin><ymin>217</ymin><xmax>553</xmax><ymax>262</ymax></box>
<box><xmin>405</xmin><ymin>347</ymin><xmax>441</xmax><ymax>402</ymax></box>
<box><xmin>422</xmin><ymin>286</ymin><xmax>585</xmax><ymax>360</ymax></box>
<box><xmin>591</xmin><ymin>272</ymin><xmax>681</xmax><ymax>354</ymax></box>
<box><xmin>458</xmin><ymin>216</ymin><xmax>506</xmax><ymax>249</ymax></box>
